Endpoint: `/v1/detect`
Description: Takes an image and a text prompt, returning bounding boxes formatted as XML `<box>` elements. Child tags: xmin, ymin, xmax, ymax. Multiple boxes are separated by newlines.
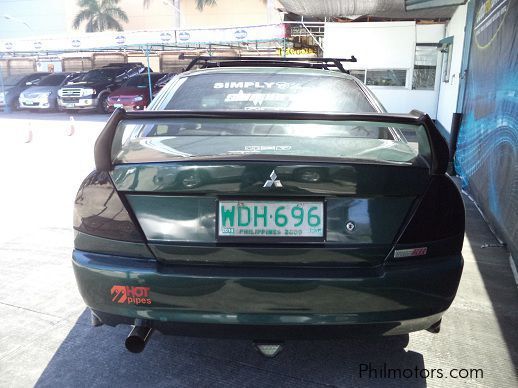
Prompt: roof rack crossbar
<box><xmin>182</xmin><ymin>55</ymin><xmax>357</xmax><ymax>72</ymax></box>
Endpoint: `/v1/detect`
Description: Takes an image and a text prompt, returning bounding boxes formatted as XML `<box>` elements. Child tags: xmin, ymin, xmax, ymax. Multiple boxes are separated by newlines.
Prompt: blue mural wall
<box><xmin>455</xmin><ymin>0</ymin><xmax>518</xmax><ymax>263</ymax></box>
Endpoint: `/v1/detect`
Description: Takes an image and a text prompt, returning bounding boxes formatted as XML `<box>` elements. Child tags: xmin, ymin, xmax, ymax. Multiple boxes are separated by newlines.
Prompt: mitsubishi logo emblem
<box><xmin>263</xmin><ymin>170</ymin><xmax>282</xmax><ymax>188</ymax></box>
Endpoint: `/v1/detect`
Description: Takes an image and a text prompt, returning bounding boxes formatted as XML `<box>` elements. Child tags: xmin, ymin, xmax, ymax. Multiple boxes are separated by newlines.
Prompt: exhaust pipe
<box><xmin>125</xmin><ymin>325</ymin><xmax>153</xmax><ymax>353</ymax></box>
<box><xmin>426</xmin><ymin>319</ymin><xmax>442</xmax><ymax>334</ymax></box>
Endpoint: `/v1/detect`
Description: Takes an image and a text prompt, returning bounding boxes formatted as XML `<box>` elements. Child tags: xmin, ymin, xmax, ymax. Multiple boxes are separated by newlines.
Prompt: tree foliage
<box><xmin>195</xmin><ymin>0</ymin><xmax>217</xmax><ymax>11</ymax></box>
<box><xmin>73</xmin><ymin>0</ymin><xmax>129</xmax><ymax>32</ymax></box>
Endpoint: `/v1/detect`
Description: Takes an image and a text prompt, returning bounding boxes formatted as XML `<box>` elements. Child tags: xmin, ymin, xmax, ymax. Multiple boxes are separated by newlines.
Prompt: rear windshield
<box><xmin>38</xmin><ymin>74</ymin><xmax>68</xmax><ymax>86</ymax></box>
<box><xmin>112</xmin><ymin>118</ymin><xmax>431</xmax><ymax>167</ymax></box>
<box><xmin>163</xmin><ymin>73</ymin><xmax>376</xmax><ymax>113</ymax></box>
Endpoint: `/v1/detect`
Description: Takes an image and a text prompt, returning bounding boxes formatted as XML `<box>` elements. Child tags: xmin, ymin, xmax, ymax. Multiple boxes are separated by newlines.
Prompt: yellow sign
<box><xmin>277</xmin><ymin>47</ymin><xmax>317</xmax><ymax>57</ymax></box>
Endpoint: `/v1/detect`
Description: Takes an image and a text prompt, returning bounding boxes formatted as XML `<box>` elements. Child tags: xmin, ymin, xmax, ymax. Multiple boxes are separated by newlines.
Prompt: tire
<box><xmin>96</xmin><ymin>93</ymin><xmax>109</xmax><ymax>114</ymax></box>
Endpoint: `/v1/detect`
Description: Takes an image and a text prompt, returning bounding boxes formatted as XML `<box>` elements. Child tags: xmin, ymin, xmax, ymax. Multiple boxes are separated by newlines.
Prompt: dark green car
<box><xmin>72</xmin><ymin>57</ymin><xmax>464</xmax><ymax>354</ymax></box>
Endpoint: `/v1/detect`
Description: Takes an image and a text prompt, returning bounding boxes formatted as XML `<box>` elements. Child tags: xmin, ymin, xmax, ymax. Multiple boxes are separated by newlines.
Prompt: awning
<box><xmin>278</xmin><ymin>0</ymin><xmax>462</xmax><ymax>19</ymax></box>
<box><xmin>0</xmin><ymin>24</ymin><xmax>287</xmax><ymax>54</ymax></box>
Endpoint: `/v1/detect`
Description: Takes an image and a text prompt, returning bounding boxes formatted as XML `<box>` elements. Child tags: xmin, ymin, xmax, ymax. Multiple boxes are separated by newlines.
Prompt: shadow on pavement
<box><xmin>462</xmin><ymin>194</ymin><xmax>518</xmax><ymax>372</ymax></box>
<box><xmin>35</xmin><ymin>309</ymin><xmax>426</xmax><ymax>388</ymax></box>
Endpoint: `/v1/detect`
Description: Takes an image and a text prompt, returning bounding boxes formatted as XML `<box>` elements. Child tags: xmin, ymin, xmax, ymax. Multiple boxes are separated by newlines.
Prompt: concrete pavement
<box><xmin>0</xmin><ymin>112</ymin><xmax>517</xmax><ymax>387</ymax></box>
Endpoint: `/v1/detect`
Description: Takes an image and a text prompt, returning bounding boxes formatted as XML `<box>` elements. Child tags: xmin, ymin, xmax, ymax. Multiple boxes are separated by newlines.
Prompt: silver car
<box><xmin>18</xmin><ymin>72</ymin><xmax>79</xmax><ymax>111</ymax></box>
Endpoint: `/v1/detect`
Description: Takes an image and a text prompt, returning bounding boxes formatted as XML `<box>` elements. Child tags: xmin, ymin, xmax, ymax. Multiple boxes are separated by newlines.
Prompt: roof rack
<box><xmin>181</xmin><ymin>55</ymin><xmax>357</xmax><ymax>73</ymax></box>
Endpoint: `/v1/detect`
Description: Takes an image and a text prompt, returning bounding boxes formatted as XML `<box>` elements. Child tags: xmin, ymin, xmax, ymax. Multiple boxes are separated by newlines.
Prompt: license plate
<box><xmin>25</xmin><ymin>99</ymin><xmax>33</xmax><ymax>104</ymax></box>
<box><xmin>218</xmin><ymin>200</ymin><xmax>324</xmax><ymax>238</ymax></box>
<box><xmin>114</xmin><ymin>103</ymin><xmax>123</xmax><ymax>108</ymax></box>
<box><xmin>64</xmin><ymin>103</ymin><xmax>75</xmax><ymax>108</ymax></box>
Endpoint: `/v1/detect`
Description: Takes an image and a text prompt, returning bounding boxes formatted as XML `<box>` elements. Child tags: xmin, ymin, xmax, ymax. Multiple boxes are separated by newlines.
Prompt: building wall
<box><xmin>436</xmin><ymin>3</ymin><xmax>468</xmax><ymax>132</ymax></box>
<box><xmin>455</xmin><ymin>0</ymin><xmax>518</xmax><ymax>265</ymax></box>
<box><xmin>323</xmin><ymin>21</ymin><xmax>445</xmax><ymax>117</ymax></box>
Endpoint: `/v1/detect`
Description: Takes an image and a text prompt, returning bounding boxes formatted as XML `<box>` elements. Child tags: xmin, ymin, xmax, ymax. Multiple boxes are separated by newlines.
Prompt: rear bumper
<box><xmin>92</xmin><ymin>309</ymin><xmax>445</xmax><ymax>339</ymax></box>
<box><xmin>72</xmin><ymin>249</ymin><xmax>463</xmax><ymax>337</ymax></box>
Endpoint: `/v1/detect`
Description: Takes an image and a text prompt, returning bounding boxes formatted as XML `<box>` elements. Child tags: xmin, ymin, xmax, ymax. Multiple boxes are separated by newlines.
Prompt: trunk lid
<box><xmin>112</xmin><ymin>161</ymin><xmax>428</xmax><ymax>267</ymax></box>
<box><xmin>94</xmin><ymin>110</ymin><xmax>446</xmax><ymax>267</ymax></box>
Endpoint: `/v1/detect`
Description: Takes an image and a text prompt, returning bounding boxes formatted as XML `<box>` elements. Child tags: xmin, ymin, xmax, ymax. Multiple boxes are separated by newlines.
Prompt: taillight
<box><xmin>73</xmin><ymin>170</ymin><xmax>144</xmax><ymax>242</ymax></box>
<box><xmin>390</xmin><ymin>175</ymin><xmax>465</xmax><ymax>261</ymax></box>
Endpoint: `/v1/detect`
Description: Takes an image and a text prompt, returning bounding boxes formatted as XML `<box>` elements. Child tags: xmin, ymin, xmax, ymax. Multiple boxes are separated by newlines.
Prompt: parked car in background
<box><xmin>0</xmin><ymin>72</ymin><xmax>51</xmax><ymax>111</ymax></box>
<box><xmin>73</xmin><ymin>57</ymin><xmax>464</xmax><ymax>355</ymax></box>
<box><xmin>152</xmin><ymin>72</ymin><xmax>177</xmax><ymax>98</ymax></box>
<box><xmin>106</xmin><ymin>73</ymin><xmax>167</xmax><ymax>112</ymax></box>
<box><xmin>107</xmin><ymin>63</ymin><xmax>149</xmax><ymax>83</ymax></box>
<box><xmin>57</xmin><ymin>63</ymin><xmax>147</xmax><ymax>113</ymax></box>
<box><xmin>18</xmin><ymin>72</ymin><xmax>77</xmax><ymax>111</ymax></box>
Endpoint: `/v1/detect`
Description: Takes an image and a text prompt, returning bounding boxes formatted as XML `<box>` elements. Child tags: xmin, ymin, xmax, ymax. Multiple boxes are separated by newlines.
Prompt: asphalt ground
<box><xmin>0</xmin><ymin>111</ymin><xmax>517</xmax><ymax>387</ymax></box>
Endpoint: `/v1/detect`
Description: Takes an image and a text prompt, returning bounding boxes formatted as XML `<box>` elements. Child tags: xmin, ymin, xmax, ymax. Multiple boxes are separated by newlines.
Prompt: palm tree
<box><xmin>143</xmin><ymin>0</ymin><xmax>216</xmax><ymax>11</ymax></box>
<box><xmin>194</xmin><ymin>0</ymin><xmax>216</xmax><ymax>10</ymax></box>
<box><xmin>73</xmin><ymin>0</ymin><xmax>129</xmax><ymax>32</ymax></box>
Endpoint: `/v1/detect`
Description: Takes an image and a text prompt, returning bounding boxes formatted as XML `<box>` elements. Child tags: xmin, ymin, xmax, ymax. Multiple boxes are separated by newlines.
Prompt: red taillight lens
<box><xmin>73</xmin><ymin>170</ymin><xmax>144</xmax><ymax>242</ymax></box>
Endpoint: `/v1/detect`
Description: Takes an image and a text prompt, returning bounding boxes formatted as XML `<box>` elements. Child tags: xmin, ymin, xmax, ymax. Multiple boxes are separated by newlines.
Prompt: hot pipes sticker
<box><xmin>111</xmin><ymin>285</ymin><xmax>152</xmax><ymax>305</ymax></box>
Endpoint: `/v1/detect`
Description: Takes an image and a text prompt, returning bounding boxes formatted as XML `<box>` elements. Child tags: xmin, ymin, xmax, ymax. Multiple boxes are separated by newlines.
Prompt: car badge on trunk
<box><xmin>263</xmin><ymin>170</ymin><xmax>282</xmax><ymax>188</ymax></box>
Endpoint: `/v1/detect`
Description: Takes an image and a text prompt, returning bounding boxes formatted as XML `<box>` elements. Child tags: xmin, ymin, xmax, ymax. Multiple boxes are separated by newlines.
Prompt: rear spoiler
<box><xmin>95</xmin><ymin>108</ymin><xmax>449</xmax><ymax>174</ymax></box>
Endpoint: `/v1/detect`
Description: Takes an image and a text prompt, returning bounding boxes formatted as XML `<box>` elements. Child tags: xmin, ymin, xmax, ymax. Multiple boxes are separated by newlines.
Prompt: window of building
<box><xmin>365</xmin><ymin>69</ymin><xmax>407</xmax><ymax>87</ymax></box>
<box><xmin>349</xmin><ymin>70</ymin><xmax>366</xmax><ymax>82</ymax></box>
<box><xmin>412</xmin><ymin>44</ymin><xmax>438</xmax><ymax>90</ymax></box>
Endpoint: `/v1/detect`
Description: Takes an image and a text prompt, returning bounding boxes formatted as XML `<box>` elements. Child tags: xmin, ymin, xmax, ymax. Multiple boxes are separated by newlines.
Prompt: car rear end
<box><xmin>72</xmin><ymin>64</ymin><xmax>464</xmax><ymax>347</ymax></box>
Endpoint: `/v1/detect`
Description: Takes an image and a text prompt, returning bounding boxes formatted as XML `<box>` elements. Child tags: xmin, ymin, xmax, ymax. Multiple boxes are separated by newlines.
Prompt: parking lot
<box><xmin>0</xmin><ymin>111</ymin><xmax>517</xmax><ymax>387</ymax></box>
